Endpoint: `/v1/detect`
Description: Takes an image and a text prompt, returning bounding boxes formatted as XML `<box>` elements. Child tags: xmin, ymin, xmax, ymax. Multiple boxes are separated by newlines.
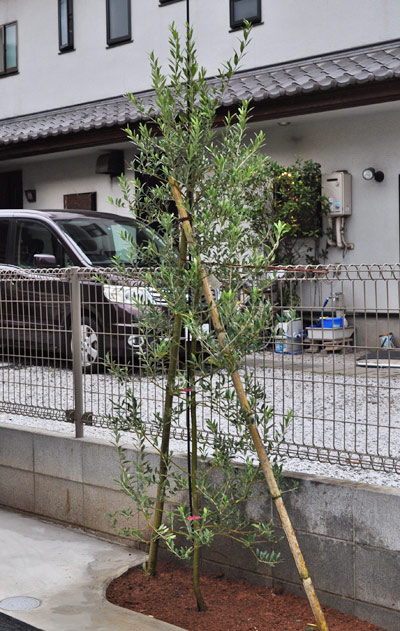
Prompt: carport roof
<box><xmin>1</xmin><ymin>38</ymin><xmax>400</xmax><ymax>148</ymax></box>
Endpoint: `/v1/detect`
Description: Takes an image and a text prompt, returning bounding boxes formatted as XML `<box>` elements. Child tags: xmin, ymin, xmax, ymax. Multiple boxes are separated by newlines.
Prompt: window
<box><xmin>64</xmin><ymin>192</ymin><xmax>97</xmax><ymax>211</ymax></box>
<box><xmin>16</xmin><ymin>221</ymin><xmax>58</xmax><ymax>268</ymax></box>
<box><xmin>230</xmin><ymin>0</ymin><xmax>261</xmax><ymax>29</ymax></box>
<box><xmin>0</xmin><ymin>22</ymin><xmax>17</xmax><ymax>75</ymax></box>
<box><xmin>58</xmin><ymin>0</ymin><xmax>74</xmax><ymax>52</ymax></box>
<box><xmin>56</xmin><ymin>217</ymin><xmax>156</xmax><ymax>266</ymax></box>
<box><xmin>106</xmin><ymin>0</ymin><xmax>131</xmax><ymax>46</ymax></box>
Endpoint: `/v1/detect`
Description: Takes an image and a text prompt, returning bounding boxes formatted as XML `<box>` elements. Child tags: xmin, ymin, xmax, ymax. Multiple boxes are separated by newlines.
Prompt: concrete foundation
<box><xmin>0</xmin><ymin>422</ymin><xmax>398</xmax><ymax>630</ymax></box>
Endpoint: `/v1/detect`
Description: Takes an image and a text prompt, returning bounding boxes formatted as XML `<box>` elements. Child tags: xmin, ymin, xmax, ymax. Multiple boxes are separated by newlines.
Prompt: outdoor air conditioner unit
<box><xmin>95</xmin><ymin>151</ymin><xmax>125</xmax><ymax>177</ymax></box>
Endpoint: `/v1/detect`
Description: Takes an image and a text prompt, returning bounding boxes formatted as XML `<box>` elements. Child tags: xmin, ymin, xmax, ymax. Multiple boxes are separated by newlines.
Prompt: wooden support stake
<box><xmin>169</xmin><ymin>176</ymin><xmax>329</xmax><ymax>631</ymax></box>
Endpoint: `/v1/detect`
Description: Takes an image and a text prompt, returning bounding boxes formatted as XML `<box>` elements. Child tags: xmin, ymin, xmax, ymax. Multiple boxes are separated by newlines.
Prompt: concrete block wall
<box><xmin>202</xmin><ymin>474</ymin><xmax>400</xmax><ymax>630</ymax></box>
<box><xmin>0</xmin><ymin>422</ymin><xmax>399</xmax><ymax>630</ymax></box>
<box><xmin>0</xmin><ymin>424</ymin><xmax>136</xmax><ymax>537</ymax></box>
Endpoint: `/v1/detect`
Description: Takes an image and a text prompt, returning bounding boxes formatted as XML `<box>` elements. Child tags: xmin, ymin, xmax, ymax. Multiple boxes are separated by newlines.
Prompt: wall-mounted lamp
<box><xmin>278</xmin><ymin>121</ymin><xmax>291</xmax><ymax>127</ymax></box>
<box><xmin>362</xmin><ymin>168</ymin><xmax>384</xmax><ymax>183</ymax></box>
<box><xmin>24</xmin><ymin>189</ymin><xmax>36</xmax><ymax>203</ymax></box>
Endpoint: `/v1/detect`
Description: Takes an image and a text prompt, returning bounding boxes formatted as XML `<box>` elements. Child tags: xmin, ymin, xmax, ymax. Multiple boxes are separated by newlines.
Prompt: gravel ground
<box><xmin>1</xmin><ymin>351</ymin><xmax>400</xmax><ymax>488</ymax></box>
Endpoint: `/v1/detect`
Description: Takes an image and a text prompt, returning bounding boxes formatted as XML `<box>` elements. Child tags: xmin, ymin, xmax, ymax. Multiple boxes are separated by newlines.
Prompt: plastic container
<box><xmin>276</xmin><ymin>318</ymin><xmax>302</xmax><ymax>338</ymax></box>
<box><xmin>274</xmin><ymin>335</ymin><xmax>302</xmax><ymax>354</ymax></box>
<box><xmin>320</xmin><ymin>317</ymin><xmax>343</xmax><ymax>329</ymax></box>
<box><xmin>306</xmin><ymin>326</ymin><xmax>354</xmax><ymax>341</ymax></box>
<box><xmin>380</xmin><ymin>333</ymin><xmax>393</xmax><ymax>348</ymax></box>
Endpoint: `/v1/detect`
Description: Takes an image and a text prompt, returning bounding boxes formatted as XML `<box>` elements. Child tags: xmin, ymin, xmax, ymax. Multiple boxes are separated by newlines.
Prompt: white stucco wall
<box><xmin>1</xmin><ymin>146</ymin><xmax>135</xmax><ymax>216</ymax></box>
<box><xmin>261</xmin><ymin>103</ymin><xmax>400</xmax><ymax>265</ymax></box>
<box><xmin>1</xmin><ymin>0</ymin><xmax>400</xmax><ymax>119</ymax></box>
<box><xmin>2</xmin><ymin>101</ymin><xmax>399</xmax><ymax>265</ymax></box>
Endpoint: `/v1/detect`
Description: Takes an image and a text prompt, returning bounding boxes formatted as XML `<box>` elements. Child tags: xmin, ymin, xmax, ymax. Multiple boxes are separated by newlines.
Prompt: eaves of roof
<box><xmin>1</xmin><ymin>38</ymin><xmax>400</xmax><ymax>155</ymax></box>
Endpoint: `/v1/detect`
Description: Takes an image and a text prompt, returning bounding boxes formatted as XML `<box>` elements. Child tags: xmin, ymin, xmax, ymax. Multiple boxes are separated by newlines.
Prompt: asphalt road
<box><xmin>0</xmin><ymin>614</ymin><xmax>42</xmax><ymax>631</ymax></box>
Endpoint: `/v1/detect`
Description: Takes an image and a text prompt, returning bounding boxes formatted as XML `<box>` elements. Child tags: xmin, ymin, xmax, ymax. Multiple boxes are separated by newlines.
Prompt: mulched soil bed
<box><xmin>106</xmin><ymin>562</ymin><xmax>384</xmax><ymax>631</ymax></box>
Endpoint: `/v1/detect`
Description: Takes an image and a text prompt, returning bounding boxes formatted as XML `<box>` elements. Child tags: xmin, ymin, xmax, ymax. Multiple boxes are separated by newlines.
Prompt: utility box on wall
<box><xmin>322</xmin><ymin>171</ymin><xmax>352</xmax><ymax>216</ymax></box>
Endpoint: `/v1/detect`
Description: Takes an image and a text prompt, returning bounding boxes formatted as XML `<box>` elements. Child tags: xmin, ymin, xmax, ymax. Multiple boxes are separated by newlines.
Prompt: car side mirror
<box><xmin>33</xmin><ymin>254</ymin><xmax>57</xmax><ymax>268</ymax></box>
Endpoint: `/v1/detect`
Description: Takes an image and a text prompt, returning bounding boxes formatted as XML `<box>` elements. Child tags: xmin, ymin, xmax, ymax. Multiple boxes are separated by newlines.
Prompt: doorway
<box><xmin>0</xmin><ymin>171</ymin><xmax>23</xmax><ymax>208</ymax></box>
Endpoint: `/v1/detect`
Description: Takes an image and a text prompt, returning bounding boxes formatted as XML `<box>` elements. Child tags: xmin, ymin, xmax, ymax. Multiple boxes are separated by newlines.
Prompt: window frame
<box><xmin>58</xmin><ymin>0</ymin><xmax>74</xmax><ymax>53</ymax></box>
<box><xmin>229</xmin><ymin>0</ymin><xmax>262</xmax><ymax>30</ymax></box>
<box><xmin>106</xmin><ymin>0</ymin><xmax>132</xmax><ymax>47</ymax></box>
<box><xmin>0</xmin><ymin>21</ymin><xmax>18</xmax><ymax>76</ymax></box>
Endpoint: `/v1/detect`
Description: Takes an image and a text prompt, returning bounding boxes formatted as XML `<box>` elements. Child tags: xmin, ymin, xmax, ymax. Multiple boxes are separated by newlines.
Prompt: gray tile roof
<box><xmin>1</xmin><ymin>39</ymin><xmax>400</xmax><ymax>145</ymax></box>
<box><xmin>0</xmin><ymin>94</ymin><xmax>155</xmax><ymax>145</ymax></box>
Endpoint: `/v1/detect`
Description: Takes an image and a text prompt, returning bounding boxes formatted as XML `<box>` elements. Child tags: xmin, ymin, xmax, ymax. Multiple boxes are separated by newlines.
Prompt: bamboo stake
<box><xmin>169</xmin><ymin>176</ymin><xmax>329</xmax><ymax>631</ymax></box>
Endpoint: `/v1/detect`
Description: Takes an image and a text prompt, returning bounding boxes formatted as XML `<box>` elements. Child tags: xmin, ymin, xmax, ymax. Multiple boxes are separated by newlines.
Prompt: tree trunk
<box><xmin>147</xmin><ymin>232</ymin><xmax>187</xmax><ymax>576</ymax></box>
<box><xmin>190</xmin><ymin>331</ymin><xmax>207</xmax><ymax>611</ymax></box>
<box><xmin>169</xmin><ymin>176</ymin><xmax>329</xmax><ymax>631</ymax></box>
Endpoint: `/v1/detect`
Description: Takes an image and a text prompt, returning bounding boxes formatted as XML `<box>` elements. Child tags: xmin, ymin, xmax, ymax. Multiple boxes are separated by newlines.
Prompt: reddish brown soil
<box><xmin>106</xmin><ymin>562</ymin><xmax>384</xmax><ymax>631</ymax></box>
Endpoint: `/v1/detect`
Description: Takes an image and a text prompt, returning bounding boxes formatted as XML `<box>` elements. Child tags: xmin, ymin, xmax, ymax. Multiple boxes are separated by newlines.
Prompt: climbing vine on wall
<box><xmin>250</xmin><ymin>157</ymin><xmax>329</xmax><ymax>265</ymax></box>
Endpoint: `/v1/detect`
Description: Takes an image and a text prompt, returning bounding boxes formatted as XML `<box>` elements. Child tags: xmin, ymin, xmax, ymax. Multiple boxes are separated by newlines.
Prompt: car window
<box><xmin>0</xmin><ymin>219</ymin><xmax>10</xmax><ymax>263</ymax></box>
<box><xmin>56</xmin><ymin>218</ymin><xmax>158</xmax><ymax>266</ymax></box>
<box><xmin>60</xmin><ymin>248</ymin><xmax>76</xmax><ymax>267</ymax></box>
<box><xmin>15</xmin><ymin>220</ymin><xmax>58</xmax><ymax>268</ymax></box>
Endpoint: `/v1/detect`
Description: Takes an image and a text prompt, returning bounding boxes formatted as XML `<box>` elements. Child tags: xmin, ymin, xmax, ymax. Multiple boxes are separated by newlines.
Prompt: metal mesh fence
<box><xmin>1</xmin><ymin>264</ymin><xmax>400</xmax><ymax>473</ymax></box>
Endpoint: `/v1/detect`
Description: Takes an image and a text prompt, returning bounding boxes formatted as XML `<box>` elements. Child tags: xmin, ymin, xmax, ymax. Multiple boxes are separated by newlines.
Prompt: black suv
<box><xmin>0</xmin><ymin>209</ymin><xmax>165</xmax><ymax>370</ymax></box>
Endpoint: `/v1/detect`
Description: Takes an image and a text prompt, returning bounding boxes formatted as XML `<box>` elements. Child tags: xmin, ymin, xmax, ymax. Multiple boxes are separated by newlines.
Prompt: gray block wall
<box><xmin>0</xmin><ymin>422</ymin><xmax>399</xmax><ymax>630</ymax></box>
<box><xmin>201</xmin><ymin>474</ymin><xmax>400</xmax><ymax>630</ymax></box>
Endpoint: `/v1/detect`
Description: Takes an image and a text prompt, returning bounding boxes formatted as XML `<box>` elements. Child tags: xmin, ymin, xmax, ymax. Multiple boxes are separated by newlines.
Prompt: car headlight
<box><xmin>103</xmin><ymin>284</ymin><xmax>155</xmax><ymax>305</ymax></box>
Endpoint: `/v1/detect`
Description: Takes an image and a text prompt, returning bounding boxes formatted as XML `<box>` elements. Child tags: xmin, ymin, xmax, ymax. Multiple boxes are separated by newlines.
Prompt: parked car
<box><xmin>0</xmin><ymin>209</ymin><xmax>167</xmax><ymax>371</ymax></box>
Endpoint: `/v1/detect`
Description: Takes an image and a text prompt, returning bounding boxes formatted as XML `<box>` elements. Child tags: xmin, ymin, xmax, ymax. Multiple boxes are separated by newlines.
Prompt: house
<box><xmin>1</xmin><ymin>0</ymin><xmax>400</xmax><ymax>267</ymax></box>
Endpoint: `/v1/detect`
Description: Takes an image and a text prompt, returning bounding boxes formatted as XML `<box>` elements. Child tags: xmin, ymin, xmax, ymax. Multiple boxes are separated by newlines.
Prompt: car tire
<box><xmin>68</xmin><ymin>315</ymin><xmax>104</xmax><ymax>374</ymax></box>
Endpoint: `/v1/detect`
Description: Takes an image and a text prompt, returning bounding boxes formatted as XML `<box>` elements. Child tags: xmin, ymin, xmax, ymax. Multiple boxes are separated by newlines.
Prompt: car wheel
<box><xmin>69</xmin><ymin>316</ymin><xmax>104</xmax><ymax>373</ymax></box>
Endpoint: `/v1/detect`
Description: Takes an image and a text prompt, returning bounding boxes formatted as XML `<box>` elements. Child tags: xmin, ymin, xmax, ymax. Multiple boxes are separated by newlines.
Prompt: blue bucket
<box><xmin>320</xmin><ymin>317</ymin><xmax>343</xmax><ymax>329</ymax></box>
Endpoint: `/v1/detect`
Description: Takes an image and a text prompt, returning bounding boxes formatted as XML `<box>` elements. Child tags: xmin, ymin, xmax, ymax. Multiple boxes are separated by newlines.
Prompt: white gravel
<box><xmin>1</xmin><ymin>351</ymin><xmax>400</xmax><ymax>488</ymax></box>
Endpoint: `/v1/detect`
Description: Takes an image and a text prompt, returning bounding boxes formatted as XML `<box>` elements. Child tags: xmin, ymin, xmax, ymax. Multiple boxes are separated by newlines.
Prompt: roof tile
<box><xmin>2</xmin><ymin>39</ymin><xmax>400</xmax><ymax>144</ymax></box>
<box><xmin>354</xmin><ymin>70</ymin><xmax>374</xmax><ymax>83</ymax></box>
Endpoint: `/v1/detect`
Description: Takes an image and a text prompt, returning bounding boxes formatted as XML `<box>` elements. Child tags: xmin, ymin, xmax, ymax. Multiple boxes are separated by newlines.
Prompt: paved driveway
<box><xmin>0</xmin><ymin>509</ymin><xmax>182</xmax><ymax>631</ymax></box>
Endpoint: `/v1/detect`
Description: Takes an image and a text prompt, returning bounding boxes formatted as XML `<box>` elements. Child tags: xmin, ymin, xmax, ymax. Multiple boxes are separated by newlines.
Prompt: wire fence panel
<box><xmin>1</xmin><ymin>264</ymin><xmax>400</xmax><ymax>473</ymax></box>
<box><xmin>260</xmin><ymin>264</ymin><xmax>400</xmax><ymax>473</ymax></box>
<box><xmin>0</xmin><ymin>267</ymin><xmax>74</xmax><ymax>421</ymax></box>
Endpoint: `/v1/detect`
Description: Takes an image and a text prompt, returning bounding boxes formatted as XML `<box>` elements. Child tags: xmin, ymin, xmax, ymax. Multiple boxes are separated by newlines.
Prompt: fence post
<box><xmin>69</xmin><ymin>267</ymin><xmax>84</xmax><ymax>438</ymax></box>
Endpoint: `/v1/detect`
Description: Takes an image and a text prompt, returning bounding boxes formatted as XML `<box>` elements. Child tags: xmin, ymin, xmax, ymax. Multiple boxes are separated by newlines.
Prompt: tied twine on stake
<box><xmin>168</xmin><ymin>175</ymin><xmax>329</xmax><ymax>631</ymax></box>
